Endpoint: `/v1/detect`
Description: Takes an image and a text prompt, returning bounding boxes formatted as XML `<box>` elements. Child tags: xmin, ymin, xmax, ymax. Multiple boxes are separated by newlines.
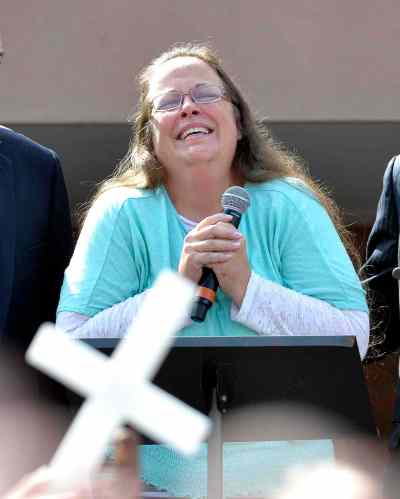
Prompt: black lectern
<box><xmin>84</xmin><ymin>335</ymin><xmax>374</xmax><ymax>435</ymax></box>
<box><xmin>83</xmin><ymin>336</ymin><xmax>376</xmax><ymax>499</ymax></box>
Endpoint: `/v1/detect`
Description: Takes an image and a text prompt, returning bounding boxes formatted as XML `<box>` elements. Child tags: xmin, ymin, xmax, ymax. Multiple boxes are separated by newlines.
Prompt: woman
<box><xmin>57</xmin><ymin>43</ymin><xmax>368</xmax><ymax>355</ymax></box>
<box><xmin>57</xmin><ymin>43</ymin><xmax>369</xmax><ymax>497</ymax></box>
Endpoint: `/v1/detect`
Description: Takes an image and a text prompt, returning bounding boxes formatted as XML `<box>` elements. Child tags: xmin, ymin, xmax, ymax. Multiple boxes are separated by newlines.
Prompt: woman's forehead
<box><xmin>148</xmin><ymin>56</ymin><xmax>221</xmax><ymax>95</ymax></box>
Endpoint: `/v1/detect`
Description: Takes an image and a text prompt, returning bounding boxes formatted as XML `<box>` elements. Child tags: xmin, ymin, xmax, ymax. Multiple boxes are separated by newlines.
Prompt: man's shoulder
<box><xmin>0</xmin><ymin>126</ymin><xmax>57</xmax><ymax>163</ymax></box>
<box><xmin>392</xmin><ymin>155</ymin><xmax>400</xmax><ymax>174</ymax></box>
<box><xmin>0</xmin><ymin>126</ymin><xmax>20</xmax><ymax>146</ymax></box>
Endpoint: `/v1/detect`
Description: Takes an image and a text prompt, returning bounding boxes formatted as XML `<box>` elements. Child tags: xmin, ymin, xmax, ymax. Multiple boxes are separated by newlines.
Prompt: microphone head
<box><xmin>221</xmin><ymin>186</ymin><xmax>250</xmax><ymax>214</ymax></box>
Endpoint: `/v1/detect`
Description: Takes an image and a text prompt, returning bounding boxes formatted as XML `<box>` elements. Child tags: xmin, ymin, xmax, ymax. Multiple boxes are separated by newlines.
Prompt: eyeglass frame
<box><xmin>150</xmin><ymin>83</ymin><xmax>231</xmax><ymax>113</ymax></box>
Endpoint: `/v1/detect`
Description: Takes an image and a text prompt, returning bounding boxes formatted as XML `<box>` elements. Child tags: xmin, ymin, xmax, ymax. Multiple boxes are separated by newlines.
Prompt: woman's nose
<box><xmin>180</xmin><ymin>95</ymin><xmax>200</xmax><ymax>116</ymax></box>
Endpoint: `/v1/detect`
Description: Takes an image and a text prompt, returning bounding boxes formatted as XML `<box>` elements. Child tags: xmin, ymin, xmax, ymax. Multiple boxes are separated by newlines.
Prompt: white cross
<box><xmin>26</xmin><ymin>270</ymin><xmax>211</xmax><ymax>489</ymax></box>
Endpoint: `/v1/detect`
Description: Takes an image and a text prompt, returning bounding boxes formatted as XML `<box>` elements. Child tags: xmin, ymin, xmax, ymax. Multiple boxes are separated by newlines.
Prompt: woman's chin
<box><xmin>179</xmin><ymin>144</ymin><xmax>220</xmax><ymax>165</ymax></box>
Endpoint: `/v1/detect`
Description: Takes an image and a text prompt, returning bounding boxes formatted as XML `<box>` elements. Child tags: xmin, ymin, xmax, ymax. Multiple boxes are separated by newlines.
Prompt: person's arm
<box><xmin>56</xmin><ymin>290</ymin><xmax>151</xmax><ymax>338</ymax></box>
<box><xmin>231</xmin><ymin>271</ymin><xmax>369</xmax><ymax>358</ymax></box>
<box><xmin>57</xmin><ymin>190</ymin><xmax>143</xmax><ymax>322</ymax></box>
<box><xmin>362</xmin><ymin>155</ymin><xmax>400</xmax><ymax>352</ymax></box>
<box><xmin>364</xmin><ymin>155</ymin><xmax>400</xmax><ymax>280</ymax></box>
<box><xmin>57</xmin><ymin>290</ymin><xmax>192</xmax><ymax>338</ymax></box>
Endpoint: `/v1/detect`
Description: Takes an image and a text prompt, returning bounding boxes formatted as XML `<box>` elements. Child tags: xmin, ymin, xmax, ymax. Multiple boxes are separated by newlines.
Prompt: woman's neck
<box><xmin>165</xmin><ymin>171</ymin><xmax>240</xmax><ymax>222</ymax></box>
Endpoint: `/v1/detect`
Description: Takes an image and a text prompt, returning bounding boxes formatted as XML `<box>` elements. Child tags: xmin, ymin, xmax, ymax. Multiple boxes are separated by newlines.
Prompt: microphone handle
<box><xmin>191</xmin><ymin>267</ymin><xmax>219</xmax><ymax>322</ymax></box>
<box><xmin>190</xmin><ymin>208</ymin><xmax>242</xmax><ymax>323</ymax></box>
<box><xmin>224</xmin><ymin>208</ymin><xmax>241</xmax><ymax>229</ymax></box>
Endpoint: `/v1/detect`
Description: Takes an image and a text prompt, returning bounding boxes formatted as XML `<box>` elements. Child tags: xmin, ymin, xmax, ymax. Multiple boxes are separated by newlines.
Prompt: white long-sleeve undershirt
<box><xmin>57</xmin><ymin>270</ymin><xmax>369</xmax><ymax>358</ymax></box>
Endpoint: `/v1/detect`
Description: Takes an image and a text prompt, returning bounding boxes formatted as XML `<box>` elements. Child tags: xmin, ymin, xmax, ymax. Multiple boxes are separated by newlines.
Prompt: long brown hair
<box><xmin>84</xmin><ymin>42</ymin><xmax>360</xmax><ymax>268</ymax></box>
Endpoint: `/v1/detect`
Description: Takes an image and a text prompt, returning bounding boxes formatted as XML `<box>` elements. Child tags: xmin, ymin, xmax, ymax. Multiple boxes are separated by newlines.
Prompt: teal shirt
<box><xmin>58</xmin><ymin>179</ymin><xmax>367</xmax><ymax>327</ymax></box>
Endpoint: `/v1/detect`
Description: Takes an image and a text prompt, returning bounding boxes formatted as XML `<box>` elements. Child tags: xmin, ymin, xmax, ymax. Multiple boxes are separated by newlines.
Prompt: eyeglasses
<box><xmin>151</xmin><ymin>83</ymin><xmax>228</xmax><ymax>112</ymax></box>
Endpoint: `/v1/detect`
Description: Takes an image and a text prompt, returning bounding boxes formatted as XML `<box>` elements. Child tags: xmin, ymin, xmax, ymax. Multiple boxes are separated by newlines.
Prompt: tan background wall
<box><xmin>1</xmin><ymin>0</ymin><xmax>400</xmax><ymax>122</ymax></box>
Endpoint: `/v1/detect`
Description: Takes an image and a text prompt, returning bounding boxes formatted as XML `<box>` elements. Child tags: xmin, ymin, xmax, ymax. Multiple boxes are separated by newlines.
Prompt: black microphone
<box><xmin>191</xmin><ymin>186</ymin><xmax>251</xmax><ymax>322</ymax></box>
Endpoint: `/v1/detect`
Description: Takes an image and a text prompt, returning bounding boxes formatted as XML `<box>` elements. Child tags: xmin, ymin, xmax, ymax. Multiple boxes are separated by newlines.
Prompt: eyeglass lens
<box><xmin>154</xmin><ymin>84</ymin><xmax>223</xmax><ymax>111</ymax></box>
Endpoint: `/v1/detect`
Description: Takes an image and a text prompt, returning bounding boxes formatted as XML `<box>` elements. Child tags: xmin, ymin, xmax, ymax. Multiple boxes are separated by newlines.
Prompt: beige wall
<box><xmin>1</xmin><ymin>0</ymin><xmax>400</xmax><ymax>123</ymax></box>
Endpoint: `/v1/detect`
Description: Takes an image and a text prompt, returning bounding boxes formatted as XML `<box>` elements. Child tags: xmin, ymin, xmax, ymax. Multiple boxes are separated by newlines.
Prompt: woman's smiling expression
<box><xmin>148</xmin><ymin>56</ymin><xmax>241</xmax><ymax>183</ymax></box>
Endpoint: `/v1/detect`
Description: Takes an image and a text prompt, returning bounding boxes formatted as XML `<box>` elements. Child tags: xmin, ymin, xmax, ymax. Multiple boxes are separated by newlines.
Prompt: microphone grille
<box><xmin>221</xmin><ymin>186</ymin><xmax>250</xmax><ymax>214</ymax></box>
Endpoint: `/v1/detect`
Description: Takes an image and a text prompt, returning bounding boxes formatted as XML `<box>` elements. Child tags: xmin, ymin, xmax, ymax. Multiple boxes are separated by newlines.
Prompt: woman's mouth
<box><xmin>178</xmin><ymin>127</ymin><xmax>213</xmax><ymax>140</ymax></box>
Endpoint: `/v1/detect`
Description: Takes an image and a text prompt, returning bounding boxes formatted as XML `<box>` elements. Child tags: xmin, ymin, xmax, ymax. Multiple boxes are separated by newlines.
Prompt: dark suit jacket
<box><xmin>364</xmin><ymin>155</ymin><xmax>400</xmax><ymax>352</ymax></box>
<box><xmin>0</xmin><ymin>127</ymin><xmax>73</xmax><ymax>352</ymax></box>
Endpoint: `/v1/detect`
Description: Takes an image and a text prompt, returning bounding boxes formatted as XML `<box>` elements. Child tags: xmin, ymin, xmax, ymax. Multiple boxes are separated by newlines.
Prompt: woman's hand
<box><xmin>178</xmin><ymin>213</ymin><xmax>250</xmax><ymax>307</ymax></box>
<box><xmin>210</xmin><ymin>236</ymin><xmax>251</xmax><ymax>307</ymax></box>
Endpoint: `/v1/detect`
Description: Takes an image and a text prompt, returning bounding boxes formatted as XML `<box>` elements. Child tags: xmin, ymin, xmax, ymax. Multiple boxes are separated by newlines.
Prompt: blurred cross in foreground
<box><xmin>26</xmin><ymin>270</ymin><xmax>211</xmax><ymax>489</ymax></box>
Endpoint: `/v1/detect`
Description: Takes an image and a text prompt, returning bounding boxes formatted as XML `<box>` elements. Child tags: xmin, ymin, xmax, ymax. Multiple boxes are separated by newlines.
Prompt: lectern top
<box><xmin>83</xmin><ymin>335</ymin><xmax>355</xmax><ymax>350</ymax></box>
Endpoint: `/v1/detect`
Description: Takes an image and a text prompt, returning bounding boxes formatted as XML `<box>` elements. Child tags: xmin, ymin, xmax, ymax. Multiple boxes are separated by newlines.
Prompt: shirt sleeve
<box><xmin>57</xmin><ymin>290</ymin><xmax>151</xmax><ymax>338</ymax></box>
<box><xmin>56</xmin><ymin>286</ymin><xmax>192</xmax><ymax>338</ymax></box>
<box><xmin>266</xmin><ymin>184</ymin><xmax>368</xmax><ymax>312</ymax></box>
<box><xmin>231</xmin><ymin>272</ymin><xmax>369</xmax><ymax>358</ymax></box>
<box><xmin>58</xmin><ymin>192</ymin><xmax>141</xmax><ymax>317</ymax></box>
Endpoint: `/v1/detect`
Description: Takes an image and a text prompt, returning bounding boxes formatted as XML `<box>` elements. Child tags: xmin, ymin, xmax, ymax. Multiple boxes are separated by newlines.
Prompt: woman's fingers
<box><xmin>193</xmin><ymin>213</ymin><xmax>241</xmax><ymax>241</ymax></box>
<box><xmin>185</xmin><ymin>223</ymin><xmax>242</xmax><ymax>249</ymax></box>
<box><xmin>194</xmin><ymin>223</ymin><xmax>241</xmax><ymax>241</ymax></box>
<box><xmin>183</xmin><ymin>235</ymin><xmax>242</xmax><ymax>270</ymax></box>
<box><xmin>189</xmin><ymin>237</ymin><xmax>242</xmax><ymax>254</ymax></box>
<box><xmin>179</xmin><ymin>212</ymin><xmax>243</xmax><ymax>283</ymax></box>
<box><xmin>195</xmin><ymin>213</ymin><xmax>232</xmax><ymax>229</ymax></box>
<box><xmin>179</xmin><ymin>246</ymin><xmax>236</xmax><ymax>283</ymax></box>
<box><xmin>189</xmin><ymin>251</ymin><xmax>236</xmax><ymax>267</ymax></box>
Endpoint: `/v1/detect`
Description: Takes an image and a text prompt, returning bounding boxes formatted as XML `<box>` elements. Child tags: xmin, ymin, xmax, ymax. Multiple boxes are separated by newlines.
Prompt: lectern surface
<box><xmin>83</xmin><ymin>335</ymin><xmax>373</xmax><ymax>439</ymax></box>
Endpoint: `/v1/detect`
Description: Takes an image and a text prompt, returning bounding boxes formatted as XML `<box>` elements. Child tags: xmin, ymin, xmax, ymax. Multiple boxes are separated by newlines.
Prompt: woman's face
<box><xmin>147</xmin><ymin>56</ymin><xmax>241</xmax><ymax>182</ymax></box>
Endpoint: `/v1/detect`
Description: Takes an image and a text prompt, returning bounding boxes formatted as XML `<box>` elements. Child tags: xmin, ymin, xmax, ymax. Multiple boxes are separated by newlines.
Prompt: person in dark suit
<box><xmin>0</xmin><ymin>126</ymin><xmax>73</xmax><ymax>351</ymax></box>
<box><xmin>363</xmin><ymin>154</ymin><xmax>400</xmax><ymax>499</ymax></box>
<box><xmin>363</xmin><ymin>155</ymin><xmax>400</xmax><ymax>354</ymax></box>
<box><xmin>0</xmin><ymin>31</ymin><xmax>73</xmax><ymax>350</ymax></box>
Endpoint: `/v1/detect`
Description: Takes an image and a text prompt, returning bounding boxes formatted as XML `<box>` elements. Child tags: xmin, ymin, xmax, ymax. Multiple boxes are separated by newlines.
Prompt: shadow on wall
<box><xmin>7</xmin><ymin>121</ymin><xmax>400</xmax><ymax>228</ymax></box>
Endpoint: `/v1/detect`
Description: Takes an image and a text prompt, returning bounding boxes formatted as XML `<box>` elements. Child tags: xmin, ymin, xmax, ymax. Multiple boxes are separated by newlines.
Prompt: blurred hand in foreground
<box><xmin>3</xmin><ymin>426</ymin><xmax>139</xmax><ymax>499</ymax></box>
